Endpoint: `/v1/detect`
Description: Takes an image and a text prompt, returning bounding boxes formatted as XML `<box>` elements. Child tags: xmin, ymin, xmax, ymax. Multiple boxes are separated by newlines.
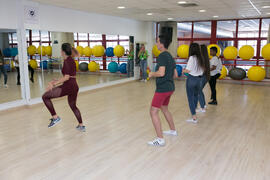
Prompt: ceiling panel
<box><xmin>30</xmin><ymin>0</ymin><xmax>270</xmax><ymax>21</ymax></box>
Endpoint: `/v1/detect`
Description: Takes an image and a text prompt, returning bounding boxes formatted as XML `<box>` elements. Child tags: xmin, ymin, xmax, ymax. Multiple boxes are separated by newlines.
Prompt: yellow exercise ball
<box><xmin>88</xmin><ymin>61</ymin><xmax>97</xmax><ymax>72</ymax></box>
<box><xmin>177</xmin><ymin>45</ymin><xmax>189</xmax><ymax>59</ymax></box>
<box><xmin>83</xmin><ymin>46</ymin><xmax>92</xmax><ymax>57</ymax></box>
<box><xmin>27</xmin><ymin>45</ymin><xmax>37</xmax><ymax>56</ymax></box>
<box><xmin>207</xmin><ymin>44</ymin><xmax>221</xmax><ymax>59</ymax></box>
<box><xmin>113</xmin><ymin>45</ymin><xmax>125</xmax><ymax>57</ymax></box>
<box><xmin>223</xmin><ymin>46</ymin><xmax>238</xmax><ymax>60</ymax></box>
<box><xmin>219</xmin><ymin>66</ymin><xmax>228</xmax><ymax>79</ymax></box>
<box><xmin>96</xmin><ymin>63</ymin><xmax>100</xmax><ymax>72</ymax></box>
<box><xmin>92</xmin><ymin>45</ymin><xmax>105</xmax><ymax>57</ymax></box>
<box><xmin>37</xmin><ymin>46</ymin><xmax>46</xmax><ymax>56</ymax></box>
<box><xmin>247</xmin><ymin>66</ymin><xmax>266</xmax><ymax>82</ymax></box>
<box><xmin>262</xmin><ymin>44</ymin><xmax>270</xmax><ymax>60</ymax></box>
<box><xmin>45</xmin><ymin>46</ymin><xmax>52</xmax><ymax>56</ymax></box>
<box><xmin>76</xmin><ymin>46</ymin><xmax>84</xmax><ymax>56</ymax></box>
<box><xmin>239</xmin><ymin>45</ymin><xmax>254</xmax><ymax>60</ymax></box>
<box><xmin>28</xmin><ymin>59</ymin><xmax>38</xmax><ymax>69</ymax></box>
<box><xmin>74</xmin><ymin>60</ymin><xmax>79</xmax><ymax>71</ymax></box>
<box><xmin>152</xmin><ymin>45</ymin><xmax>161</xmax><ymax>57</ymax></box>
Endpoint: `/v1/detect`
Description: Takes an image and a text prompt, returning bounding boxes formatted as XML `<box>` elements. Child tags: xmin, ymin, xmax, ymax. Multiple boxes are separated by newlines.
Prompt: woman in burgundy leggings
<box><xmin>42</xmin><ymin>43</ymin><xmax>85</xmax><ymax>132</ymax></box>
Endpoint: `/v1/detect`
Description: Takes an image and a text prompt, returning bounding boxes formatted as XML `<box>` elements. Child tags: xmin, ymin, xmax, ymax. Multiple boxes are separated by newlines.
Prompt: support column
<box><xmin>266</xmin><ymin>24</ymin><xmax>270</xmax><ymax>79</ymax></box>
<box><xmin>159</xmin><ymin>21</ymin><xmax>178</xmax><ymax>58</ymax></box>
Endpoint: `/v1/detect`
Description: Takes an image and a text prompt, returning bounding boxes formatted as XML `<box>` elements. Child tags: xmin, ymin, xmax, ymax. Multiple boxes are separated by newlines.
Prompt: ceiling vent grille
<box><xmin>178</xmin><ymin>3</ymin><xmax>198</xmax><ymax>7</ymax></box>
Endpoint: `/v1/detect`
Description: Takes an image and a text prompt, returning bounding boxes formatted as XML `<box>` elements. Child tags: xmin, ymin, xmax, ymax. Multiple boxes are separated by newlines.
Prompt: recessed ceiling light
<box><xmin>178</xmin><ymin>1</ymin><xmax>187</xmax><ymax>4</ymax></box>
<box><xmin>117</xmin><ymin>6</ymin><xmax>125</xmax><ymax>9</ymax></box>
<box><xmin>199</xmin><ymin>9</ymin><xmax>206</xmax><ymax>12</ymax></box>
<box><xmin>213</xmin><ymin>15</ymin><xmax>219</xmax><ymax>18</ymax></box>
<box><xmin>147</xmin><ymin>13</ymin><xmax>153</xmax><ymax>16</ymax></box>
<box><xmin>168</xmin><ymin>17</ymin><xmax>174</xmax><ymax>20</ymax></box>
<box><xmin>262</xmin><ymin>6</ymin><xmax>270</xmax><ymax>9</ymax></box>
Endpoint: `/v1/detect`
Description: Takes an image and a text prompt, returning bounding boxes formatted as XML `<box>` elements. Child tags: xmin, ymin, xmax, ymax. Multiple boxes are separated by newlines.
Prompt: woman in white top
<box><xmin>183</xmin><ymin>43</ymin><xmax>208</xmax><ymax>123</ymax></box>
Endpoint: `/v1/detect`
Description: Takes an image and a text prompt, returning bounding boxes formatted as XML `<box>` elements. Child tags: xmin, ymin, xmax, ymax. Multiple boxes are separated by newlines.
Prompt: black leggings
<box><xmin>16</xmin><ymin>66</ymin><xmax>35</xmax><ymax>84</ymax></box>
<box><xmin>209</xmin><ymin>73</ymin><xmax>221</xmax><ymax>101</ymax></box>
<box><xmin>42</xmin><ymin>85</ymin><xmax>82</xmax><ymax>124</ymax></box>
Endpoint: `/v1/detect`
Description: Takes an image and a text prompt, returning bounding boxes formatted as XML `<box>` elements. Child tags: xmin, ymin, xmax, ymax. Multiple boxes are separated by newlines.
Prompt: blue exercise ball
<box><xmin>106</xmin><ymin>47</ymin><xmax>114</xmax><ymax>57</ymax></box>
<box><xmin>119</xmin><ymin>63</ymin><xmax>127</xmax><ymax>74</ymax></box>
<box><xmin>3</xmin><ymin>48</ymin><xmax>11</xmax><ymax>57</ymax></box>
<box><xmin>10</xmin><ymin>48</ymin><xmax>18</xmax><ymax>57</ymax></box>
<box><xmin>40</xmin><ymin>60</ymin><xmax>48</xmax><ymax>69</ymax></box>
<box><xmin>108</xmin><ymin>62</ymin><xmax>118</xmax><ymax>73</ymax></box>
<box><xmin>176</xmin><ymin>65</ymin><xmax>182</xmax><ymax>77</ymax></box>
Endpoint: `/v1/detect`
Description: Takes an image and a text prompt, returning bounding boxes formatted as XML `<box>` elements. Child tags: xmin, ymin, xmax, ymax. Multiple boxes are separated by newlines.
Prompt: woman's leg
<box><xmin>67</xmin><ymin>91</ymin><xmax>83</xmax><ymax>125</ymax></box>
<box><xmin>28</xmin><ymin>65</ymin><xmax>34</xmax><ymax>82</ymax></box>
<box><xmin>143</xmin><ymin>61</ymin><xmax>147</xmax><ymax>80</ymax></box>
<box><xmin>186</xmin><ymin>76</ymin><xmax>197</xmax><ymax>119</ymax></box>
<box><xmin>42</xmin><ymin>86</ymin><xmax>65</xmax><ymax>118</ymax></box>
<box><xmin>3</xmin><ymin>67</ymin><xmax>7</xmax><ymax>85</ymax></box>
<box><xmin>16</xmin><ymin>67</ymin><xmax>20</xmax><ymax>85</ymax></box>
<box><xmin>198</xmin><ymin>77</ymin><xmax>206</xmax><ymax>108</ymax></box>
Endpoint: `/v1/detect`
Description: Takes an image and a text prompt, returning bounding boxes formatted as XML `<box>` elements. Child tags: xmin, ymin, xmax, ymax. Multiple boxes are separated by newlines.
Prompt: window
<box><xmin>261</xmin><ymin>19</ymin><xmax>270</xmax><ymax>37</ymax></box>
<box><xmin>238</xmin><ymin>19</ymin><xmax>259</xmax><ymax>38</ymax></box>
<box><xmin>78</xmin><ymin>42</ymin><xmax>88</xmax><ymax>47</ymax></box>
<box><xmin>90</xmin><ymin>42</ymin><xmax>102</xmax><ymax>48</ymax></box>
<box><xmin>193</xmin><ymin>22</ymin><xmax>211</xmax><ymax>38</ymax></box>
<box><xmin>32</xmin><ymin>30</ymin><xmax>40</xmax><ymax>41</ymax></box>
<box><xmin>217</xmin><ymin>41</ymin><xmax>234</xmax><ymax>56</ymax></box>
<box><xmin>120</xmin><ymin>41</ymin><xmax>129</xmax><ymax>52</ymax></box>
<box><xmin>106</xmin><ymin>35</ymin><xmax>118</xmax><ymax>40</ymax></box>
<box><xmin>217</xmin><ymin>21</ymin><xmax>236</xmax><ymax>38</ymax></box>
<box><xmin>119</xmin><ymin>35</ymin><xmax>129</xmax><ymax>40</ymax></box>
<box><xmin>89</xmin><ymin>34</ymin><xmax>102</xmax><ymax>40</ymax></box>
<box><xmin>78</xmin><ymin>33</ymin><xmax>88</xmax><ymax>40</ymax></box>
<box><xmin>106</xmin><ymin>41</ymin><xmax>117</xmax><ymax>48</ymax></box>
<box><xmin>177</xmin><ymin>22</ymin><xmax>192</xmax><ymax>38</ymax></box>
<box><xmin>178</xmin><ymin>41</ymin><xmax>190</xmax><ymax>46</ymax></box>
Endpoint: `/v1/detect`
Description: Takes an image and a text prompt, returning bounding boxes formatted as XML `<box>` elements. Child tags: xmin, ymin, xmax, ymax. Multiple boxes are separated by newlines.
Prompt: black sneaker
<box><xmin>76</xmin><ymin>125</ymin><xmax>86</xmax><ymax>132</ymax></box>
<box><xmin>17</xmin><ymin>82</ymin><xmax>21</xmax><ymax>85</ymax></box>
<box><xmin>30</xmin><ymin>78</ymin><xmax>34</xmax><ymax>83</ymax></box>
<box><xmin>48</xmin><ymin>117</ymin><xmax>61</xmax><ymax>128</ymax></box>
<box><xmin>208</xmin><ymin>101</ymin><xmax>218</xmax><ymax>105</ymax></box>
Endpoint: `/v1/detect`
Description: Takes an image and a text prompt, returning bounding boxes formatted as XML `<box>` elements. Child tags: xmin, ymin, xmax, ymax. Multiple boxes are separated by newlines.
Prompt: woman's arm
<box><xmin>182</xmin><ymin>69</ymin><xmax>190</xmax><ymax>73</ymax></box>
<box><xmin>46</xmin><ymin>75</ymin><xmax>70</xmax><ymax>91</ymax></box>
<box><xmin>174</xmin><ymin>69</ymin><xmax>178</xmax><ymax>78</ymax></box>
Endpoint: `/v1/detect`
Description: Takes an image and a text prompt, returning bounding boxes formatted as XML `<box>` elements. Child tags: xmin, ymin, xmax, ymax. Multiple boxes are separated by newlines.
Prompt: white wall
<box><xmin>23</xmin><ymin>1</ymin><xmax>147</xmax><ymax>42</ymax></box>
<box><xmin>0</xmin><ymin>0</ymin><xmax>18</xmax><ymax>30</ymax></box>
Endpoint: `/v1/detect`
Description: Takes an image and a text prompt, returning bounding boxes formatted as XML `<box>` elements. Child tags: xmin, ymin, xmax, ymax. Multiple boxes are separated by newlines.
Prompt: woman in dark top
<box><xmin>0</xmin><ymin>49</ymin><xmax>8</xmax><ymax>88</ymax></box>
<box><xmin>148</xmin><ymin>35</ymin><xmax>178</xmax><ymax>147</ymax></box>
<box><xmin>42</xmin><ymin>43</ymin><xmax>85</xmax><ymax>132</ymax></box>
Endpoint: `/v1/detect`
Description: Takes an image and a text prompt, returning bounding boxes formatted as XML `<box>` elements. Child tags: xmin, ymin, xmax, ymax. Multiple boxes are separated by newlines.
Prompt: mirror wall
<box><xmin>0</xmin><ymin>29</ymin><xmax>22</xmax><ymax>104</ymax></box>
<box><xmin>23</xmin><ymin>30</ymin><xmax>134</xmax><ymax>99</ymax></box>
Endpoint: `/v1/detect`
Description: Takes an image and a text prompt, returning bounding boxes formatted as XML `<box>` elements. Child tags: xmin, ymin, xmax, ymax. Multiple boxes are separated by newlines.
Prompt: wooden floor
<box><xmin>0</xmin><ymin>71</ymin><xmax>126</xmax><ymax>104</ymax></box>
<box><xmin>0</xmin><ymin>80</ymin><xmax>269</xmax><ymax>180</ymax></box>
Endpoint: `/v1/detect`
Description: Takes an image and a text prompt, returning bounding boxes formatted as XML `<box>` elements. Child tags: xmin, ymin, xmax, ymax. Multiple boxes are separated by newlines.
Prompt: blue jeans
<box><xmin>195</xmin><ymin>75</ymin><xmax>207</xmax><ymax>109</ymax></box>
<box><xmin>186</xmin><ymin>75</ymin><xmax>202</xmax><ymax>115</ymax></box>
<box><xmin>140</xmin><ymin>60</ymin><xmax>147</xmax><ymax>80</ymax></box>
<box><xmin>0</xmin><ymin>65</ymin><xmax>8</xmax><ymax>85</ymax></box>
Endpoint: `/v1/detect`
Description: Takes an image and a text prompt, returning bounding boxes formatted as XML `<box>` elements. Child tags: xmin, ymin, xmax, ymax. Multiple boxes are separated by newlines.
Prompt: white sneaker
<box><xmin>196</xmin><ymin>108</ymin><xmax>206</xmax><ymax>113</ymax></box>
<box><xmin>4</xmin><ymin>84</ymin><xmax>8</xmax><ymax>88</ymax></box>
<box><xmin>163</xmin><ymin>130</ymin><xmax>178</xmax><ymax>136</ymax></box>
<box><xmin>147</xmin><ymin>138</ymin><xmax>165</xmax><ymax>146</ymax></box>
<box><xmin>186</xmin><ymin>119</ymin><xmax>198</xmax><ymax>124</ymax></box>
<box><xmin>144</xmin><ymin>80</ymin><xmax>147</xmax><ymax>83</ymax></box>
<box><xmin>140</xmin><ymin>79</ymin><xmax>145</xmax><ymax>82</ymax></box>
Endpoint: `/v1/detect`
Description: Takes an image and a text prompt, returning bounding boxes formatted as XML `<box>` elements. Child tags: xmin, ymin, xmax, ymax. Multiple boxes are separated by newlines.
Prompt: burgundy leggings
<box><xmin>42</xmin><ymin>85</ymin><xmax>82</xmax><ymax>124</ymax></box>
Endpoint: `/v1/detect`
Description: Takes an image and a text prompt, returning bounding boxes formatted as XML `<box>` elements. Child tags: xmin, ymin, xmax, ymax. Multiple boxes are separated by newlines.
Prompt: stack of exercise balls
<box><xmin>262</xmin><ymin>43</ymin><xmax>270</xmax><ymax>60</ymax></box>
<box><xmin>88</xmin><ymin>61</ymin><xmax>99</xmax><ymax>72</ymax></box>
<box><xmin>219</xmin><ymin>66</ymin><xmax>228</xmax><ymax>79</ymax></box>
<box><xmin>106</xmin><ymin>47</ymin><xmax>114</xmax><ymax>57</ymax></box>
<box><xmin>27</xmin><ymin>45</ymin><xmax>37</xmax><ymax>55</ymax></box>
<box><xmin>92</xmin><ymin>45</ymin><xmax>105</xmax><ymax>57</ymax></box>
<box><xmin>37</xmin><ymin>46</ymin><xmax>46</xmax><ymax>56</ymax></box>
<box><xmin>113</xmin><ymin>45</ymin><xmax>125</xmax><ymax>57</ymax></box>
<box><xmin>239</xmin><ymin>45</ymin><xmax>254</xmax><ymax>60</ymax></box>
<box><xmin>29</xmin><ymin>59</ymin><xmax>38</xmax><ymax>69</ymax></box>
<box><xmin>152</xmin><ymin>45</ymin><xmax>161</xmax><ymax>57</ymax></box>
<box><xmin>83</xmin><ymin>46</ymin><xmax>92</xmax><ymax>57</ymax></box>
<box><xmin>108</xmin><ymin>61</ymin><xmax>118</xmax><ymax>73</ymax></box>
<box><xmin>177</xmin><ymin>45</ymin><xmax>189</xmax><ymax>59</ymax></box>
<box><xmin>76</xmin><ymin>46</ymin><xmax>84</xmax><ymax>56</ymax></box>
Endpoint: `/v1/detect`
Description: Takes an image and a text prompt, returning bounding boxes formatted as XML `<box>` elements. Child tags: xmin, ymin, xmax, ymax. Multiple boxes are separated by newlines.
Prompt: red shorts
<box><xmin>151</xmin><ymin>91</ymin><xmax>174</xmax><ymax>108</ymax></box>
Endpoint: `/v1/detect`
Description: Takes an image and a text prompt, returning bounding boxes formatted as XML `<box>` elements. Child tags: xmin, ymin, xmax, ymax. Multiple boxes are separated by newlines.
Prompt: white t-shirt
<box><xmin>210</xmin><ymin>56</ymin><xmax>222</xmax><ymax>76</ymax></box>
<box><xmin>186</xmin><ymin>55</ymin><xmax>204</xmax><ymax>76</ymax></box>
